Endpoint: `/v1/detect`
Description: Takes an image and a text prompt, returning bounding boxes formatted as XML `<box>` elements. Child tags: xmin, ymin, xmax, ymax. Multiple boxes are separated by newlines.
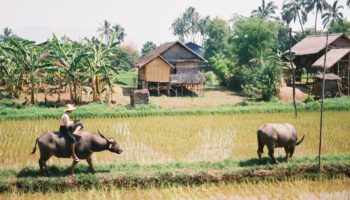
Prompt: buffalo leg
<box><xmin>39</xmin><ymin>154</ymin><xmax>51</xmax><ymax>175</ymax></box>
<box><xmin>267</xmin><ymin>145</ymin><xmax>278</xmax><ymax>164</ymax></box>
<box><xmin>86</xmin><ymin>156</ymin><xmax>96</xmax><ymax>173</ymax></box>
<box><xmin>257</xmin><ymin>143</ymin><xmax>265</xmax><ymax>164</ymax></box>
<box><xmin>284</xmin><ymin>147</ymin><xmax>290</xmax><ymax>162</ymax></box>
<box><xmin>69</xmin><ymin>160</ymin><xmax>79</xmax><ymax>174</ymax></box>
<box><xmin>289</xmin><ymin>147</ymin><xmax>295</xmax><ymax>159</ymax></box>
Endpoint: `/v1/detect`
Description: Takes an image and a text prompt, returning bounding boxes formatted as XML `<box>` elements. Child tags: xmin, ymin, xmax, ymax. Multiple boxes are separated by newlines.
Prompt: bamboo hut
<box><xmin>135</xmin><ymin>41</ymin><xmax>208</xmax><ymax>96</ymax></box>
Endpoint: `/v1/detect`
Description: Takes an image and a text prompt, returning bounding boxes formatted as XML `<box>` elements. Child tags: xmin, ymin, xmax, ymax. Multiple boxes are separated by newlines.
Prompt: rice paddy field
<box><xmin>0</xmin><ymin>111</ymin><xmax>349</xmax><ymax>169</ymax></box>
<box><xmin>0</xmin><ymin>111</ymin><xmax>349</xmax><ymax>199</ymax></box>
<box><xmin>2</xmin><ymin>178</ymin><xmax>349</xmax><ymax>200</ymax></box>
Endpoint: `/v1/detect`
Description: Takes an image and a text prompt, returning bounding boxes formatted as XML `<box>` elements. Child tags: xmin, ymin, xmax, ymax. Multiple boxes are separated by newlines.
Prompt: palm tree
<box><xmin>112</xmin><ymin>24</ymin><xmax>126</xmax><ymax>44</ymax></box>
<box><xmin>321</xmin><ymin>0</ymin><xmax>343</xmax><ymax>28</ymax></box>
<box><xmin>98</xmin><ymin>20</ymin><xmax>113</xmax><ymax>44</ymax></box>
<box><xmin>171</xmin><ymin>17</ymin><xmax>188</xmax><ymax>42</ymax></box>
<box><xmin>0</xmin><ymin>27</ymin><xmax>14</xmax><ymax>41</ymax></box>
<box><xmin>282</xmin><ymin>0</ymin><xmax>307</xmax><ymax>33</ymax></box>
<box><xmin>304</xmin><ymin>0</ymin><xmax>330</xmax><ymax>32</ymax></box>
<box><xmin>251</xmin><ymin>0</ymin><xmax>278</xmax><ymax>19</ymax></box>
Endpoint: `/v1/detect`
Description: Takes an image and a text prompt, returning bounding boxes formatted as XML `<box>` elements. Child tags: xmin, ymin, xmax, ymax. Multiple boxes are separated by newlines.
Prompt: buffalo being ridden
<box><xmin>31</xmin><ymin>130</ymin><xmax>123</xmax><ymax>174</ymax></box>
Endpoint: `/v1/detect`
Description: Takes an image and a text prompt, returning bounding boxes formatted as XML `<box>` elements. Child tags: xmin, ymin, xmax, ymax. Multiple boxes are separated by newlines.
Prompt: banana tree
<box><xmin>84</xmin><ymin>35</ymin><xmax>119</xmax><ymax>102</ymax></box>
<box><xmin>47</xmin><ymin>35</ymin><xmax>89</xmax><ymax>104</ymax></box>
<box><xmin>3</xmin><ymin>37</ymin><xmax>51</xmax><ymax>104</ymax></box>
<box><xmin>0</xmin><ymin>42</ymin><xmax>24</xmax><ymax>98</ymax></box>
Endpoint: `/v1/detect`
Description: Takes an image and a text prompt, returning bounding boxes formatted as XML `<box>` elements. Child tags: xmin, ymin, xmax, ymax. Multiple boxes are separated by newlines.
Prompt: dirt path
<box><xmin>278</xmin><ymin>85</ymin><xmax>307</xmax><ymax>103</ymax></box>
<box><xmin>14</xmin><ymin>84</ymin><xmax>305</xmax><ymax>108</ymax></box>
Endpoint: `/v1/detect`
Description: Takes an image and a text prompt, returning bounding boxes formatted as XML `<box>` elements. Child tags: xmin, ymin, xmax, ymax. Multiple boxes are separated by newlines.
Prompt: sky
<box><xmin>1</xmin><ymin>0</ymin><xmax>350</xmax><ymax>50</ymax></box>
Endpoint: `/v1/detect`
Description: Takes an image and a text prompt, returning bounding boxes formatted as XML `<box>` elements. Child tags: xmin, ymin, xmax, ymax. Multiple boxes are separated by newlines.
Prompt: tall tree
<box><xmin>112</xmin><ymin>24</ymin><xmax>126</xmax><ymax>44</ymax></box>
<box><xmin>98</xmin><ymin>20</ymin><xmax>113</xmax><ymax>44</ymax></box>
<box><xmin>321</xmin><ymin>0</ymin><xmax>343</xmax><ymax>28</ymax></box>
<box><xmin>251</xmin><ymin>0</ymin><xmax>278</xmax><ymax>19</ymax></box>
<box><xmin>304</xmin><ymin>0</ymin><xmax>330</xmax><ymax>32</ymax></box>
<box><xmin>197</xmin><ymin>16</ymin><xmax>210</xmax><ymax>46</ymax></box>
<box><xmin>281</xmin><ymin>0</ymin><xmax>307</xmax><ymax>32</ymax></box>
<box><xmin>171</xmin><ymin>6</ymin><xmax>208</xmax><ymax>43</ymax></box>
<box><xmin>141</xmin><ymin>41</ymin><xmax>157</xmax><ymax>57</ymax></box>
<box><xmin>328</xmin><ymin>18</ymin><xmax>350</xmax><ymax>34</ymax></box>
<box><xmin>203</xmin><ymin>17</ymin><xmax>230</xmax><ymax>60</ymax></box>
<box><xmin>171</xmin><ymin>18</ymin><xmax>187</xmax><ymax>42</ymax></box>
<box><xmin>0</xmin><ymin>27</ymin><xmax>14</xmax><ymax>41</ymax></box>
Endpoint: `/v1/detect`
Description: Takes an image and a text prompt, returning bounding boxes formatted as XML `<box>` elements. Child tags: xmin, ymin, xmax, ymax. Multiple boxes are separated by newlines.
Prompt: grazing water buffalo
<box><xmin>31</xmin><ymin>130</ymin><xmax>123</xmax><ymax>174</ymax></box>
<box><xmin>257</xmin><ymin>123</ymin><xmax>305</xmax><ymax>164</ymax></box>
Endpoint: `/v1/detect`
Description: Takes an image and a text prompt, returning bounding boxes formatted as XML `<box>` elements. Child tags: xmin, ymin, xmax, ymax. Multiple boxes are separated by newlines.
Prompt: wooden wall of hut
<box><xmin>331</xmin><ymin>37</ymin><xmax>350</xmax><ymax>48</ymax></box>
<box><xmin>162</xmin><ymin>45</ymin><xmax>200</xmax><ymax>61</ymax></box>
<box><xmin>139</xmin><ymin>57</ymin><xmax>170</xmax><ymax>82</ymax></box>
<box><xmin>175</xmin><ymin>61</ymin><xmax>203</xmax><ymax>73</ymax></box>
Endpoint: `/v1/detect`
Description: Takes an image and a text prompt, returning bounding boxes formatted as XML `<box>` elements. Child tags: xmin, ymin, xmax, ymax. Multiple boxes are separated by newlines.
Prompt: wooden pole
<box><xmin>348</xmin><ymin>54</ymin><xmax>350</xmax><ymax>95</ymax></box>
<box><xmin>289</xmin><ymin>28</ymin><xmax>297</xmax><ymax>117</ymax></box>
<box><xmin>319</xmin><ymin>32</ymin><xmax>329</xmax><ymax>172</ymax></box>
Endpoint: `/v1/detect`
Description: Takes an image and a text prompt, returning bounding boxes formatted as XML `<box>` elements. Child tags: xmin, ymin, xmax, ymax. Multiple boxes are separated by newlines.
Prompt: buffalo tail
<box><xmin>296</xmin><ymin>135</ymin><xmax>305</xmax><ymax>146</ymax></box>
<box><xmin>31</xmin><ymin>138</ymin><xmax>39</xmax><ymax>154</ymax></box>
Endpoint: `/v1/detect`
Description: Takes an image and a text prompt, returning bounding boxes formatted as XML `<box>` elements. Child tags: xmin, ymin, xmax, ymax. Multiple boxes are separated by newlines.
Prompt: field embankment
<box><xmin>1</xmin><ymin>96</ymin><xmax>350</xmax><ymax>121</ymax></box>
<box><xmin>0</xmin><ymin>154</ymin><xmax>349</xmax><ymax>193</ymax></box>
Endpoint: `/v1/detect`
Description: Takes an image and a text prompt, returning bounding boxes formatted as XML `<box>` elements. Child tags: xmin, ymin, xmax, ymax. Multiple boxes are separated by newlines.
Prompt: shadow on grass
<box><xmin>238</xmin><ymin>157</ymin><xmax>286</xmax><ymax>167</ymax></box>
<box><xmin>17</xmin><ymin>165</ymin><xmax>111</xmax><ymax>178</ymax></box>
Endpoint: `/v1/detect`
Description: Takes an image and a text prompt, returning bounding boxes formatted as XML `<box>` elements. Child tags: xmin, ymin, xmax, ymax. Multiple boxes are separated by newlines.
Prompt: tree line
<box><xmin>0</xmin><ymin>21</ymin><xmax>137</xmax><ymax>105</ymax></box>
<box><xmin>169</xmin><ymin>0</ymin><xmax>350</xmax><ymax>100</ymax></box>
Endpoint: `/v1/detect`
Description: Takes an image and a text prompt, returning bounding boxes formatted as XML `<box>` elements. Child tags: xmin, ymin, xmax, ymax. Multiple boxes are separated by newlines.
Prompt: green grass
<box><xmin>0</xmin><ymin>153</ymin><xmax>349</xmax><ymax>193</ymax></box>
<box><xmin>116</xmin><ymin>70</ymin><xmax>138</xmax><ymax>87</ymax></box>
<box><xmin>1</xmin><ymin>96</ymin><xmax>350</xmax><ymax>121</ymax></box>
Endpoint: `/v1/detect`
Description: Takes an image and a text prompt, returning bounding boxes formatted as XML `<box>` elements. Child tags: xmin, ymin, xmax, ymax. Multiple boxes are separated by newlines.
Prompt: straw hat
<box><xmin>65</xmin><ymin>104</ymin><xmax>76</xmax><ymax>112</ymax></box>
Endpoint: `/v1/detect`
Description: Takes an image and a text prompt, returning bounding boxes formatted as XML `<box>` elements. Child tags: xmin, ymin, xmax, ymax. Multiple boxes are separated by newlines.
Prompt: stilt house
<box><xmin>135</xmin><ymin>41</ymin><xmax>207</xmax><ymax>96</ymax></box>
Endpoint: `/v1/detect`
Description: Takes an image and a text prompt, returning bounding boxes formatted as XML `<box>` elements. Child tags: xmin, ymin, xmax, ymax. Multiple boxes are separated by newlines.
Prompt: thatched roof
<box><xmin>291</xmin><ymin>34</ymin><xmax>349</xmax><ymax>56</ymax></box>
<box><xmin>135</xmin><ymin>41</ymin><xmax>206</xmax><ymax>68</ymax></box>
<box><xmin>315</xmin><ymin>73</ymin><xmax>341</xmax><ymax>80</ymax></box>
<box><xmin>312</xmin><ymin>48</ymin><xmax>350</xmax><ymax>68</ymax></box>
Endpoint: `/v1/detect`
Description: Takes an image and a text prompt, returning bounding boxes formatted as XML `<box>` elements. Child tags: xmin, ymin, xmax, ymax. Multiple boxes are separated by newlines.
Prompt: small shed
<box><xmin>313</xmin><ymin>73</ymin><xmax>342</xmax><ymax>97</ymax></box>
<box><xmin>312</xmin><ymin>48</ymin><xmax>350</xmax><ymax>94</ymax></box>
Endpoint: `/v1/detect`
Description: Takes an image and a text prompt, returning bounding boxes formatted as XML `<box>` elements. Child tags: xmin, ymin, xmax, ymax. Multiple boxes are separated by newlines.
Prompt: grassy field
<box><xmin>1</xmin><ymin>95</ymin><xmax>350</xmax><ymax>121</ymax></box>
<box><xmin>2</xmin><ymin>177</ymin><xmax>349</xmax><ymax>199</ymax></box>
<box><xmin>0</xmin><ymin>111</ymin><xmax>349</xmax><ymax>169</ymax></box>
<box><xmin>116</xmin><ymin>70</ymin><xmax>138</xmax><ymax>87</ymax></box>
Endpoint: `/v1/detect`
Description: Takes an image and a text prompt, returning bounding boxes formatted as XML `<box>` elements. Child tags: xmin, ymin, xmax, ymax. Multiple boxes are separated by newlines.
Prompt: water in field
<box><xmin>2</xmin><ymin>178</ymin><xmax>349</xmax><ymax>200</ymax></box>
<box><xmin>0</xmin><ymin>111</ymin><xmax>349</xmax><ymax>169</ymax></box>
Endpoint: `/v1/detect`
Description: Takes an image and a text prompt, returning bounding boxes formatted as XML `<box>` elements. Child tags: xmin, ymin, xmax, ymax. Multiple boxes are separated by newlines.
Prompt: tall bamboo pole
<box><xmin>289</xmin><ymin>28</ymin><xmax>297</xmax><ymax>117</ymax></box>
<box><xmin>319</xmin><ymin>32</ymin><xmax>329</xmax><ymax>172</ymax></box>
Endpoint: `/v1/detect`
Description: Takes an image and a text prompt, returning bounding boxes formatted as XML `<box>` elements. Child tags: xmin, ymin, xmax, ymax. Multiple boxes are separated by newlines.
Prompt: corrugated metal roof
<box><xmin>312</xmin><ymin>48</ymin><xmax>350</xmax><ymax>68</ymax></box>
<box><xmin>291</xmin><ymin>34</ymin><xmax>347</xmax><ymax>56</ymax></box>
